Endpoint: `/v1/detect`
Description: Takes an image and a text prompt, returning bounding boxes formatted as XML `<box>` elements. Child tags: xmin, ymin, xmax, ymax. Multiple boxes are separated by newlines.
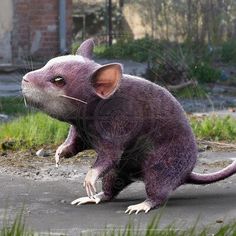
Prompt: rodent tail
<box><xmin>186</xmin><ymin>160</ymin><xmax>236</xmax><ymax>185</ymax></box>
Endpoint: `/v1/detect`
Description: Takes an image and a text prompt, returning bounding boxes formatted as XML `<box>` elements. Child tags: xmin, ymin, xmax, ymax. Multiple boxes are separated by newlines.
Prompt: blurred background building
<box><xmin>0</xmin><ymin>0</ymin><xmax>236</xmax><ymax>67</ymax></box>
<box><xmin>72</xmin><ymin>0</ymin><xmax>236</xmax><ymax>43</ymax></box>
<box><xmin>0</xmin><ymin>0</ymin><xmax>72</xmax><ymax>66</ymax></box>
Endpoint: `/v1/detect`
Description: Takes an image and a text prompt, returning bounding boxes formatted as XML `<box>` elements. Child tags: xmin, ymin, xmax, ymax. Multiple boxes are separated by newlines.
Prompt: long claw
<box><xmin>77</xmin><ymin>201</ymin><xmax>83</xmax><ymax>206</ymax></box>
<box><xmin>71</xmin><ymin>193</ymin><xmax>104</xmax><ymax>206</ymax></box>
<box><xmin>91</xmin><ymin>183</ymin><xmax>97</xmax><ymax>195</ymax></box>
<box><xmin>145</xmin><ymin>209</ymin><xmax>150</xmax><ymax>213</ymax></box>
<box><xmin>83</xmin><ymin>168</ymin><xmax>99</xmax><ymax>197</ymax></box>
<box><xmin>71</xmin><ymin>199</ymin><xmax>79</xmax><ymax>205</ymax></box>
<box><xmin>85</xmin><ymin>184</ymin><xmax>90</xmax><ymax>197</ymax></box>
<box><xmin>125</xmin><ymin>201</ymin><xmax>153</xmax><ymax>215</ymax></box>
<box><xmin>89</xmin><ymin>184</ymin><xmax>94</xmax><ymax>197</ymax></box>
<box><xmin>55</xmin><ymin>156</ymin><xmax>60</xmax><ymax>167</ymax></box>
<box><xmin>135</xmin><ymin>209</ymin><xmax>140</xmax><ymax>215</ymax></box>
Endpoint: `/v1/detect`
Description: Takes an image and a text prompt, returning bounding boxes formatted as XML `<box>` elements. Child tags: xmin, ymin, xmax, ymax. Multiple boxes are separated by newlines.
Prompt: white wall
<box><xmin>0</xmin><ymin>0</ymin><xmax>13</xmax><ymax>64</ymax></box>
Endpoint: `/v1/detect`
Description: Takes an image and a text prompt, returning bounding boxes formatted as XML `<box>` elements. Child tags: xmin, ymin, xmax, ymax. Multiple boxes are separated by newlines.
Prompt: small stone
<box><xmin>60</xmin><ymin>199</ymin><xmax>66</xmax><ymax>204</ymax></box>
<box><xmin>198</xmin><ymin>147</ymin><xmax>205</xmax><ymax>152</ymax></box>
<box><xmin>0</xmin><ymin>114</ymin><xmax>9</xmax><ymax>122</ymax></box>
<box><xmin>216</xmin><ymin>219</ymin><xmax>223</xmax><ymax>223</ymax></box>
<box><xmin>36</xmin><ymin>148</ymin><xmax>49</xmax><ymax>157</ymax></box>
<box><xmin>36</xmin><ymin>171</ymin><xmax>40</xmax><ymax>175</ymax></box>
<box><xmin>36</xmin><ymin>149</ymin><xmax>46</xmax><ymax>157</ymax></box>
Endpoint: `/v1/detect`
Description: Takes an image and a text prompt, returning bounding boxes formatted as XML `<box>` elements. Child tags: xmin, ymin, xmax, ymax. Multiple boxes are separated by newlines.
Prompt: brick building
<box><xmin>0</xmin><ymin>0</ymin><xmax>72</xmax><ymax>66</ymax></box>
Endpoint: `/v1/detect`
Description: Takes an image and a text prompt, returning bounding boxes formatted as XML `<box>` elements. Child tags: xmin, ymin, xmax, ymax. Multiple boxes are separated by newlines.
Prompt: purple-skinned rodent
<box><xmin>21</xmin><ymin>39</ymin><xmax>236</xmax><ymax>214</ymax></box>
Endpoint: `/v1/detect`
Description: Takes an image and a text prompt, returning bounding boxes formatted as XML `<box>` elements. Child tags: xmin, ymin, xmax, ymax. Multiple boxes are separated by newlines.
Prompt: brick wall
<box><xmin>12</xmin><ymin>0</ymin><xmax>72</xmax><ymax>64</ymax></box>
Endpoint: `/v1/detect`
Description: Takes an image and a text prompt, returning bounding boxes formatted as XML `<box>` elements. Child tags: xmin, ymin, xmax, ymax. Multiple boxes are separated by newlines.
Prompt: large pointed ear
<box><xmin>91</xmin><ymin>63</ymin><xmax>123</xmax><ymax>99</ymax></box>
<box><xmin>76</xmin><ymin>38</ymin><xmax>94</xmax><ymax>59</ymax></box>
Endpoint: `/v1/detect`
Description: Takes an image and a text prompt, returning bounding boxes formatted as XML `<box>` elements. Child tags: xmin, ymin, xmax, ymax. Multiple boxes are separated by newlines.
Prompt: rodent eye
<box><xmin>51</xmin><ymin>77</ymin><xmax>66</xmax><ymax>87</ymax></box>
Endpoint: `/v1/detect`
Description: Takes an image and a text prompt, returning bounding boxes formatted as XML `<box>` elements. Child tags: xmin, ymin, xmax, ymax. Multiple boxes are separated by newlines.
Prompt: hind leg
<box><xmin>125</xmin><ymin>172</ymin><xmax>171</xmax><ymax>214</ymax></box>
<box><xmin>71</xmin><ymin>168</ymin><xmax>133</xmax><ymax>206</ymax></box>
<box><xmin>126</xmin><ymin>161</ymin><xmax>179</xmax><ymax>214</ymax></box>
<box><xmin>126</xmin><ymin>140</ymin><xmax>196</xmax><ymax>214</ymax></box>
<box><xmin>102</xmin><ymin>168</ymin><xmax>133</xmax><ymax>200</ymax></box>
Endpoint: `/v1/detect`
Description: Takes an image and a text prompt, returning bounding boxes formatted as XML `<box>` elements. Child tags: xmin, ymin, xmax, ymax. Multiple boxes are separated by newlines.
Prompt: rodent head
<box><xmin>22</xmin><ymin>39</ymin><xmax>123</xmax><ymax>121</ymax></box>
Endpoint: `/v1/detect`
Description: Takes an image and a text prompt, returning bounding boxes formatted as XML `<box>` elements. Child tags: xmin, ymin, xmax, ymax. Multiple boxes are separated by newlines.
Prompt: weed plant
<box><xmin>0</xmin><ymin>112</ymin><xmax>236</xmax><ymax>150</ymax></box>
<box><xmin>190</xmin><ymin>115</ymin><xmax>236</xmax><ymax>142</ymax></box>
<box><xmin>0</xmin><ymin>213</ymin><xmax>236</xmax><ymax>236</ymax></box>
<box><xmin>0</xmin><ymin>113</ymin><xmax>69</xmax><ymax>150</ymax></box>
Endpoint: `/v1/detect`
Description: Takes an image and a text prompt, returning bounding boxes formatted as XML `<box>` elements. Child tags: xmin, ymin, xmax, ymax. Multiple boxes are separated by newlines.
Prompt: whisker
<box><xmin>23</xmin><ymin>96</ymin><xmax>28</xmax><ymax>107</ymax></box>
<box><xmin>59</xmin><ymin>95</ymin><xmax>87</xmax><ymax>104</ymax></box>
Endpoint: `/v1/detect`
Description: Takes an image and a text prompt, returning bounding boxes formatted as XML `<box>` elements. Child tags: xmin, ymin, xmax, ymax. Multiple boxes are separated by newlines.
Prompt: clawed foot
<box><xmin>125</xmin><ymin>200</ymin><xmax>153</xmax><ymax>214</ymax></box>
<box><xmin>55</xmin><ymin>144</ymin><xmax>75</xmax><ymax>167</ymax></box>
<box><xmin>83</xmin><ymin>168</ymin><xmax>100</xmax><ymax>197</ymax></box>
<box><xmin>71</xmin><ymin>192</ymin><xmax>104</xmax><ymax>206</ymax></box>
<box><xmin>71</xmin><ymin>196</ymin><xmax>101</xmax><ymax>205</ymax></box>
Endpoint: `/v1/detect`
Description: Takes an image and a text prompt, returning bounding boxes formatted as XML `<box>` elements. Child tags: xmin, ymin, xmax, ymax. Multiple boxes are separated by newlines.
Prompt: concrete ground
<box><xmin>0</xmin><ymin>151</ymin><xmax>235</xmax><ymax>235</ymax></box>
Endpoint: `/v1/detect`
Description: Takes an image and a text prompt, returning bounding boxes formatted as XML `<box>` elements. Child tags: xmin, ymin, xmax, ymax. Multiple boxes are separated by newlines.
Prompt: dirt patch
<box><xmin>0</xmin><ymin>149</ymin><xmax>95</xmax><ymax>181</ymax></box>
<box><xmin>197</xmin><ymin>140</ymin><xmax>236</xmax><ymax>152</ymax></box>
<box><xmin>0</xmin><ymin>145</ymin><xmax>235</xmax><ymax>182</ymax></box>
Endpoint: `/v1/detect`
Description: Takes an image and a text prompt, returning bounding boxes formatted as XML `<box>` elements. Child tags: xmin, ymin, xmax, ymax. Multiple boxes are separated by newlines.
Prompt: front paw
<box><xmin>55</xmin><ymin>143</ymin><xmax>78</xmax><ymax>166</ymax></box>
<box><xmin>71</xmin><ymin>196</ymin><xmax>101</xmax><ymax>206</ymax></box>
<box><xmin>83</xmin><ymin>169</ymin><xmax>100</xmax><ymax>197</ymax></box>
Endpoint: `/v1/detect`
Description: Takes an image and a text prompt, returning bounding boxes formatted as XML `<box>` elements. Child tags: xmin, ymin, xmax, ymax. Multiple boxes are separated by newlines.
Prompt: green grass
<box><xmin>93</xmin><ymin>38</ymin><xmax>236</xmax><ymax>65</ymax></box>
<box><xmin>94</xmin><ymin>37</ymin><xmax>160</xmax><ymax>62</ymax></box>
<box><xmin>190</xmin><ymin>62</ymin><xmax>221</xmax><ymax>83</ymax></box>
<box><xmin>221</xmin><ymin>40</ymin><xmax>236</xmax><ymax>63</ymax></box>
<box><xmin>0</xmin><ymin>112</ymin><xmax>236</xmax><ymax>151</ymax></box>
<box><xmin>190</xmin><ymin>115</ymin><xmax>236</xmax><ymax>142</ymax></box>
<box><xmin>0</xmin><ymin>97</ymin><xmax>28</xmax><ymax>115</ymax></box>
<box><xmin>0</xmin><ymin>113</ymin><xmax>69</xmax><ymax>150</ymax></box>
<box><xmin>0</xmin><ymin>96</ymin><xmax>235</xmax><ymax>149</ymax></box>
<box><xmin>104</xmin><ymin>218</ymin><xmax>236</xmax><ymax>236</ymax></box>
<box><xmin>0</xmin><ymin>213</ymin><xmax>236</xmax><ymax>236</ymax></box>
<box><xmin>93</xmin><ymin>38</ymin><xmax>224</xmax><ymax>84</ymax></box>
<box><xmin>173</xmin><ymin>85</ymin><xmax>207</xmax><ymax>99</ymax></box>
<box><xmin>0</xmin><ymin>213</ymin><xmax>33</xmax><ymax>236</ymax></box>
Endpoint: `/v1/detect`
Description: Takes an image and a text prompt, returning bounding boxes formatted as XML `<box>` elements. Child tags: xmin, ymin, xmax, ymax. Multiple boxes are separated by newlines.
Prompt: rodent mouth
<box><xmin>21</xmin><ymin>86</ymin><xmax>43</xmax><ymax>110</ymax></box>
<box><xmin>23</xmin><ymin>95</ymin><xmax>41</xmax><ymax>109</ymax></box>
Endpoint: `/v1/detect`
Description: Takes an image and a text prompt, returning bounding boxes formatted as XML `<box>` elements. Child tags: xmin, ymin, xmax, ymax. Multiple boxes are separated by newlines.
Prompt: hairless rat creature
<box><xmin>22</xmin><ymin>39</ymin><xmax>236</xmax><ymax>214</ymax></box>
